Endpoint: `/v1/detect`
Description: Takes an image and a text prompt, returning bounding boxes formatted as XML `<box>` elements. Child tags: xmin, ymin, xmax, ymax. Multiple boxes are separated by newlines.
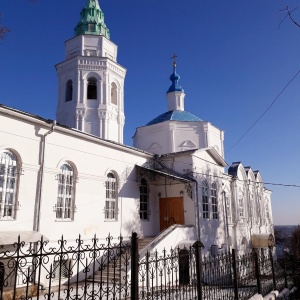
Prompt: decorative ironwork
<box><xmin>0</xmin><ymin>233</ymin><xmax>293</xmax><ymax>300</ymax></box>
<box><xmin>185</xmin><ymin>182</ymin><xmax>193</xmax><ymax>199</ymax></box>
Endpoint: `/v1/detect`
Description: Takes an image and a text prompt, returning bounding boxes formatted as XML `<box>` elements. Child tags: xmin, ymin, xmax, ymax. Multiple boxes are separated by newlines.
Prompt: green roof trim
<box><xmin>74</xmin><ymin>0</ymin><xmax>110</xmax><ymax>39</ymax></box>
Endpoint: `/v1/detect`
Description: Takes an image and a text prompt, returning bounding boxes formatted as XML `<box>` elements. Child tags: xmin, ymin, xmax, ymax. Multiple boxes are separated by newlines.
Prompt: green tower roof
<box><xmin>74</xmin><ymin>0</ymin><xmax>110</xmax><ymax>39</ymax></box>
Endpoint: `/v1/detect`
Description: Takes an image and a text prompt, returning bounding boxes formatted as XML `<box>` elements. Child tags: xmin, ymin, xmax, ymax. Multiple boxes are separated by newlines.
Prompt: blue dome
<box><xmin>167</xmin><ymin>64</ymin><xmax>184</xmax><ymax>93</ymax></box>
<box><xmin>147</xmin><ymin>110</ymin><xmax>202</xmax><ymax>126</ymax></box>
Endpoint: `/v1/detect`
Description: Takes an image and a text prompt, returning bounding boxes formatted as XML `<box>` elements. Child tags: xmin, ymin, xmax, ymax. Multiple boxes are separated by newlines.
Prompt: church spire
<box><xmin>74</xmin><ymin>0</ymin><xmax>110</xmax><ymax>39</ymax></box>
<box><xmin>166</xmin><ymin>55</ymin><xmax>185</xmax><ymax>111</ymax></box>
<box><xmin>167</xmin><ymin>54</ymin><xmax>184</xmax><ymax>94</ymax></box>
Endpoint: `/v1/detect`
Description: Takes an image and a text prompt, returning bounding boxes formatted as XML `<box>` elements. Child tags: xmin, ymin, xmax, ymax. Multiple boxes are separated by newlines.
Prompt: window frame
<box><xmin>65</xmin><ymin>79</ymin><xmax>73</xmax><ymax>102</ymax></box>
<box><xmin>87</xmin><ymin>77</ymin><xmax>97</xmax><ymax>100</ymax></box>
<box><xmin>0</xmin><ymin>150</ymin><xmax>19</xmax><ymax>220</ymax></box>
<box><xmin>111</xmin><ymin>82</ymin><xmax>118</xmax><ymax>105</ymax></box>
<box><xmin>211</xmin><ymin>182</ymin><xmax>218</xmax><ymax>220</ymax></box>
<box><xmin>202</xmin><ymin>180</ymin><xmax>209</xmax><ymax>219</ymax></box>
<box><xmin>238</xmin><ymin>197</ymin><xmax>244</xmax><ymax>221</ymax></box>
<box><xmin>55</xmin><ymin>163</ymin><xmax>75</xmax><ymax>221</ymax></box>
<box><xmin>225</xmin><ymin>195</ymin><xmax>231</xmax><ymax>223</ymax></box>
<box><xmin>105</xmin><ymin>172</ymin><xmax>118</xmax><ymax>221</ymax></box>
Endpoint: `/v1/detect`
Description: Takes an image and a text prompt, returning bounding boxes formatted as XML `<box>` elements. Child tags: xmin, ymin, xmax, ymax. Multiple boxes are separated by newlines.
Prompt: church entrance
<box><xmin>159</xmin><ymin>197</ymin><xmax>184</xmax><ymax>231</ymax></box>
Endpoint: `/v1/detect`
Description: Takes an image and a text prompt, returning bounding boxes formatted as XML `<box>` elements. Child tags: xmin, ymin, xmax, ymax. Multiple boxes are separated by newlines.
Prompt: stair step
<box><xmin>87</xmin><ymin>236</ymin><xmax>155</xmax><ymax>283</ymax></box>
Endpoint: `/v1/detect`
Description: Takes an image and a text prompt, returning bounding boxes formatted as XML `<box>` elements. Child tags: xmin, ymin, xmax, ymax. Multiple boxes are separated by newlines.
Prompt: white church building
<box><xmin>0</xmin><ymin>0</ymin><xmax>274</xmax><ymax>262</ymax></box>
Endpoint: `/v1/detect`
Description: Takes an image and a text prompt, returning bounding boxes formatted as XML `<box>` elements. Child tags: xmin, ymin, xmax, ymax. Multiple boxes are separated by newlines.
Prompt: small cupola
<box><xmin>74</xmin><ymin>0</ymin><xmax>110</xmax><ymax>38</ymax></box>
<box><xmin>166</xmin><ymin>58</ymin><xmax>185</xmax><ymax>111</ymax></box>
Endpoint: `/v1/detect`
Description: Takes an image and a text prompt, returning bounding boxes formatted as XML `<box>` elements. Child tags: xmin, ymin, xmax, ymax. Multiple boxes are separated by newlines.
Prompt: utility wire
<box><xmin>226</xmin><ymin>68</ymin><xmax>300</xmax><ymax>153</ymax></box>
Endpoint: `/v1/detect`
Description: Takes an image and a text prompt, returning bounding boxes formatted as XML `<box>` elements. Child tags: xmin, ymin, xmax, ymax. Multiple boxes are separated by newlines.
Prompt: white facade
<box><xmin>0</xmin><ymin>0</ymin><xmax>274</xmax><ymax>283</ymax></box>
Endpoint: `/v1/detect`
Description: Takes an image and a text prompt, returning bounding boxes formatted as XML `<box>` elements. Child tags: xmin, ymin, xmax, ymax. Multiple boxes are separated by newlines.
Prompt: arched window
<box><xmin>211</xmin><ymin>182</ymin><xmax>218</xmax><ymax>219</ymax></box>
<box><xmin>256</xmin><ymin>196</ymin><xmax>261</xmax><ymax>223</ymax></box>
<box><xmin>140</xmin><ymin>178</ymin><xmax>149</xmax><ymax>220</ymax></box>
<box><xmin>265</xmin><ymin>201</ymin><xmax>270</xmax><ymax>224</ymax></box>
<box><xmin>202</xmin><ymin>180</ymin><xmax>209</xmax><ymax>219</ymax></box>
<box><xmin>111</xmin><ymin>82</ymin><xmax>117</xmax><ymax>105</ymax></box>
<box><xmin>56</xmin><ymin>163</ymin><xmax>75</xmax><ymax>220</ymax></box>
<box><xmin>65</xmin><ymin>80</ymin><xmax>73</xmax><ymax>102</ymax></box>
<box><xmin>238</xmin><ymin>196</ymin><xmax>244</xmax><ymax>221</ymax></box>
<box><xmin>0</xmin><ymin>151</ymin><xmax>18</xmax><ymax>219</ymax></box>
<box><xmin>87</xmin><ymin>77</ymin><xmax>97</xmax><ymax>99</ymax></box>
<box><xmin>105</xmin><ymin>173</ymin><xmax>117</xmax><ymax>220</ymax></box>
<box><xmin>225</xmin><ymin>194</ymin><xmax>231</xmax><ymax>223</ymax></box>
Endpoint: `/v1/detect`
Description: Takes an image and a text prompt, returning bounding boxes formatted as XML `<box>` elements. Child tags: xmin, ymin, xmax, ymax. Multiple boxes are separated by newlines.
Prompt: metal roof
<box><xmin>147</xmin><ymin>110</ymin><xmax>202</xmax><ymax>126</ymax></box>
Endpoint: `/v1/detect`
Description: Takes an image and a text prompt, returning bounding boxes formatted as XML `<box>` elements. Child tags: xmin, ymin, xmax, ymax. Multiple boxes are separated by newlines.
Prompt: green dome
<box><xmin>75</xmin><ymin>0</ymin><xmax>110</xmax><ymax>39</ymax></box>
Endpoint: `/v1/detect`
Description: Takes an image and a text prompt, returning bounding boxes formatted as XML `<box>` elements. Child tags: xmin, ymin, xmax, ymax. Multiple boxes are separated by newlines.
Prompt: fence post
<box><xmin>0</xmin><ymin>262</ymin><xmax>4</xmax><ymax>300</ymax></box>
<box><xmin>232</xmin><ymin>249</ymin><xmax>239</xmax><ymax>300</ymax></box>
<box><xmin>269</xmin><ymin>247</ymin><xmax>276</xmax><ymax>291</ymax></box>
<box><xmin>254</xmin><ymin>251</ymin><xmax>262</xmax><ymax>295</ymax></box>
<box><xmin>194</xmin><ymin>241</ymin><xmax>202</xmax><ymax>300</ymax></box>
<box><xmin>131</xmin><ymin>232</ymin><xmax>139</xmax><ymax>300</ymax></box>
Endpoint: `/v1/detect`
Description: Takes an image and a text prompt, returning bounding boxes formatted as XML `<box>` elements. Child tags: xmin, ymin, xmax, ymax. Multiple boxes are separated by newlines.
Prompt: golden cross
<box><xmin>171</xmin><ymin>54</ymin><xmax>177</xmax><ymax>66</ymax></box>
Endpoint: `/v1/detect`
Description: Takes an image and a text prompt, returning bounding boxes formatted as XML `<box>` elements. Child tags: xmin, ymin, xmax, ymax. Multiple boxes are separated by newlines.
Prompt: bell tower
<box><xmin>56</xmin><ymin>0</ymin><xmax>126</xmax><ymax>143</ymax></box>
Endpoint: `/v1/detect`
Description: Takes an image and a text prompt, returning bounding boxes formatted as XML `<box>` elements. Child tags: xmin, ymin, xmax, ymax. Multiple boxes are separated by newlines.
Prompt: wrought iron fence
<box><xmin>0</xmin><ymin>232</ymin><xmax>292</xmax><ymax>300</ymax></box>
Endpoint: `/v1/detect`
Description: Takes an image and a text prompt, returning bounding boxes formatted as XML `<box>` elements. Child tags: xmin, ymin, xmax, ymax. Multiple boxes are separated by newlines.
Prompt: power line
<box><xmin>175</xmin><ymin>158</ymin><xmax>300</xmax><ymax>188</ymax></box>
<box><xmin>226</xmin><ymin>68</ymin><xmax>300</xmax><ymax>153</ymax></box>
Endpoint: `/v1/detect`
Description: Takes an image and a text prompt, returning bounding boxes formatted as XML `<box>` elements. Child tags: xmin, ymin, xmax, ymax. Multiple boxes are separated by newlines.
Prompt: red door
<box><xmin>159</xmin><ymin>197</ymin><xmax>184</xmax><ymax>231</ymax></box>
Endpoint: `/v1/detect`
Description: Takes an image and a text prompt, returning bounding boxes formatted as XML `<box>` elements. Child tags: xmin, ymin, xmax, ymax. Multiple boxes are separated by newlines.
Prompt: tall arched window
<box><xmin>265</xmin><ymin>200</ymin><xmax>270</xmax><ymax>224</ymax></box>
<box><xmin>111</xmin><ymin>82</ymin><xmax>117</xmax><ymax>105</ymax></box>
<box><xmin>256</xmin><ymin>196</ymin><xmax>261</xmax><ymax>223</ymax></box>
<box><xmin>211</xmin><ymin>182</ymin><xmax>218</xmax><ymax>219</ymax></box>
<box><xmin>56</xmin><ymin>163</ymin><xmax>75</xmax><ymax>220</ymax></box>
<box><xmin>238</xmin><ymin>195</ymin><xmax>244</xmax><ymax>222</ymax></box>
<box><xmin>0</xmin><ymin>151</ymin><xmax>18</xmax><ymax>219</ymax></box>
<box><xmin>87</xmin><ymin>77</ymin><xmax>97</xmax><ymax>99</ymax></box>
<box><xmin>65</xmin><ymin>80</ymin><xmax>73</xmax><ymax>102</ymax></box>
<box><xmin>140</xmin><ymin>178</ymin><xmax>148</xmax><ymax>220</ymax></box>
<box><xmin>202</xmin><ymin>180</ymin><xmax>209</xmax><ymax>219</ymax></box>
<box><xmin>105</xmin><ymin>173</ymin><xmax>117</xmax><ymax>220</ymax></box>
<box><xmin>225</xmin><ymin>194</ymin><xmax>231</xmax><ymax>223</ymax></box>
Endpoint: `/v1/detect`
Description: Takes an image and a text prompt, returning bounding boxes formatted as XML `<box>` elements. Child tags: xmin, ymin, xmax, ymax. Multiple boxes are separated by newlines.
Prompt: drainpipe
<box><xmin>34</xmin><ymin>120</ymin><xmax>56</xmax><ymax>232</ymax></box>
<box><xmin>193</xmin><ymin>180</ymin><xmax>201</xmax><ymax>243</ymax></box>
<box><xmin>232</xmin><ymin>177</ymin><xmax>238</xmax><ymax>250</ymax></box>
<box><xmin>247</xmin><ymin>181</ymin><xmax>253</xmax><ymax>240</ymax></box>
<box><xmin>222</xmin><ymin>191</ymin><xmax>230</xmax><ymax>251</ymax></box>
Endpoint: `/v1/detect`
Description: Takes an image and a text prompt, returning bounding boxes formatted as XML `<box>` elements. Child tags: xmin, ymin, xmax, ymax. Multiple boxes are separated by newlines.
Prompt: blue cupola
<box><xmin>167</xmin><ymin>62</ymin><xmax>184</xmax><ymax>93</ymax></box>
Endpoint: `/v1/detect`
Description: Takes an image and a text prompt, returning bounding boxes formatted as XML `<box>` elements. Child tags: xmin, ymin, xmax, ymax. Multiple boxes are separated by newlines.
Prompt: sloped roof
<box><xmin>147</xmin><ymin>110</ymin><xmax>202</xmax><ymax>126</ymax></box>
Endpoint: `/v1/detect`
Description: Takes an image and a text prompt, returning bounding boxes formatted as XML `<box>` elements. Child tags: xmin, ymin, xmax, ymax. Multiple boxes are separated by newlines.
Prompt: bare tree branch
<box><xmin>0</xmin><ymin>25</ymin><xmax>11</xmax><ymax>41</ymax></box>
<box><xmin>0</xmin><ymin>13</ymin><xmax>10</xmax><ymax>41</ymax></box>
<box><xmin>0</xmin><ymin>0</ymin><xmax>38</xmax><ymax>41</ymax></box>
<box><xmin>279</xmin><ymin>6</ymin><xmax>300</xmax><ymax>30</ymax></box>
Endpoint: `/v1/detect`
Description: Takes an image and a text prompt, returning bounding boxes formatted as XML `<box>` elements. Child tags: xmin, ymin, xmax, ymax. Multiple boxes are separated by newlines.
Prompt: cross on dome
<box><xmin>167</xmin><ymin>54</ymin><xmax>184</xmax><ymax>94</ymax></box>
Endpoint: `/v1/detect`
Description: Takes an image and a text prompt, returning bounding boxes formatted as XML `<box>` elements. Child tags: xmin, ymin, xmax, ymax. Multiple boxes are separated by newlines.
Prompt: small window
<box><xmin>87</xmin><ymin>77</ymin><xmax>97</xmax><ymax>99</ymax></box>
<box><xmin>111</xmin><ymin>82</ymin><xmax>117</xmax><ymax>105</ymax></box>
<box><xmin>211</xmin><ymin>182</ymin><xmax>218</xmax><ymax>219</ymax></box>
<box><xmin>0</xmin><ymin>151</ymin><xmax>18</xmax><ymax>219</ymax></box>
<box><xmin>140</xmin><ymin>178</ymin><xmax>149</xmax><ymax>220</ymax></box>
<box><xmin>56</xmin><ymin>164</ymin><xmax>75</xmax><ymax>220</ymax></box>
<box><xmin>239</xmin><ymin>198</ymin><xmax>244</xmax><ymax>220</ymax></box>
<box><xmin>105</xmin><ymin>173</ymin><xmax>117</xmax><ymax>220</ymax></box>
<box><xmin>202</xmin><ymin>180</ymin><xmax>209</xmax><ymax>219</ymax></box>
<box><xmin>225</xmin><ymin>195</ymin><xmax>231</xmax><ymax>223</ymax></box>
<box><xmin>88</xmin><ymin>23</ymin><xmax>95</xmax><ymax>31</ymax></box>
<box><xmin>265</xmin><ymin>201</ymin><xmax>270</xmax><ymax>224</ymax></box>
<box><xmin>65</xmin><ymin>80</ymin><xmax>73</xmax><ymax>102</ymax></box>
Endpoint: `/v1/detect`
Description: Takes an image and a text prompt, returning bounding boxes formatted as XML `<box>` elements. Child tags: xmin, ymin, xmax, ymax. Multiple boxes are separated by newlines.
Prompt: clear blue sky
<box><xmin>1</xmin><ymin>0</ymin><xmax>300</xmax><ymax>225</ymax></box>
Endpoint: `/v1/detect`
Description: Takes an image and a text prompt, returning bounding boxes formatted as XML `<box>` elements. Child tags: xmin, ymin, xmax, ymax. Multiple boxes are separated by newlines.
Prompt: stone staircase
<box><xmin>87</xmin><ymin>237</ymin><xmax>154</xmax><ymax>284</ymax></box>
